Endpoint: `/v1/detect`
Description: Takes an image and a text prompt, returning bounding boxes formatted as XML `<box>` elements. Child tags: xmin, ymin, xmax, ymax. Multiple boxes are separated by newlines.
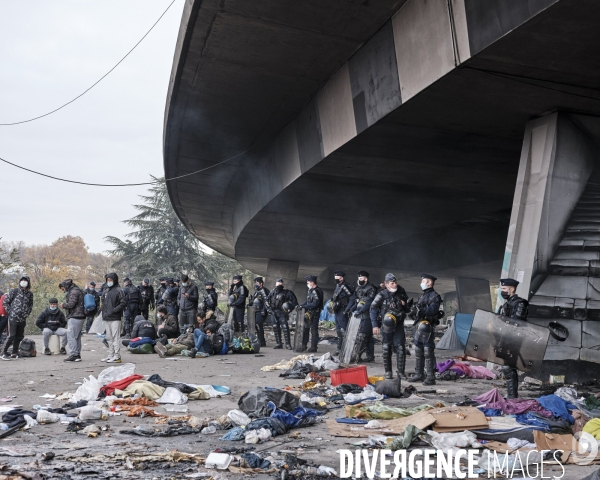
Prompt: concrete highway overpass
<box><xmin>163</xmin><ymin>0</ymin><xmax>600</xmax><ymax>301</ymax></box>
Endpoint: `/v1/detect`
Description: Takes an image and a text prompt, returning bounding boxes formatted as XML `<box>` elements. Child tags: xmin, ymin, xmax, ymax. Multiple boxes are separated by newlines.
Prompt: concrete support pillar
<box><xmin>265</xmin><ymin>259</ymin><xmax>299</xmax><ymax>294</ymax></box>
<box><xmin>501</xmin><ymin>113</ymin><xmax>595</xmax><ymax>299</ymax></box>
<box><xmin>455</xmin><ymin>277</ymin><xmax>492</xmax><ymax>314</ymax></box>
<box><xmin>501</xmin><ymin>112</ymin><xmax>599</xmax><ymax>383</ymax></box>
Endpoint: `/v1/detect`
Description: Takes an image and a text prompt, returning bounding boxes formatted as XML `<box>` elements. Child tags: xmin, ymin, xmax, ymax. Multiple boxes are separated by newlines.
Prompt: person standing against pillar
<box><xmin>266</xmin><ymin>278</ymin><xmax>297</xmax><ymax>349</ymax></box>
<box><xmin>228</xmin><ymin>275</ymin><xmax>248</xmax><ymax>332</ymax></box>
<box><xmin>247</xmin><ymin>277</ymin><xmax>269</xmax><ymax>347</ymax></box>
<box><xmin>299</xmin><ymin>275</ymin><xmax>323</xmax><ymax>352</ymax></box>
<box><xmin>409</xmin><ymin>274</ymin><xmax>442</xmax><ymax>386</ymax></box>
<box><xmin>497</xmin><ymin>278</ymin><xmax>529</xmax><ymax>398</ymax></box>
<box><xmin>329</xmin><ymin>271</ymin><xmax>354</xmax><ymax>356</ymax></box>
<box><xmin>345</xmin><ymin>270</ymin><xmax>376</xmax><ymax>362</ymax></box>
<box><xmin>370</xmin><ymin>273</ymin><xmax>409</xmax><ymax>379</ymax></box>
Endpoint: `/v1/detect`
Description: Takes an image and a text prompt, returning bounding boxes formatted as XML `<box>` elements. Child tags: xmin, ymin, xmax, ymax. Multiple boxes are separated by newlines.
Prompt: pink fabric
<box><xmin>472</xmin><ymin>388</ymin><xmax>553</xmax><ymax>417</ymax></box>
<box><xmin>468</xmin><ymin>366</ymin><xmax>497</xmax><ymax>379</ymax></box>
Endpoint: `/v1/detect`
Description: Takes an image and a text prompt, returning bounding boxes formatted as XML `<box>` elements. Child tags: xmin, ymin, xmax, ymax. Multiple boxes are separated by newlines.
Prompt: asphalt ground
<box><xmin>0</xmin><ymin>331</ymin><xmax>595</xmax><ymax>479</ymax></box>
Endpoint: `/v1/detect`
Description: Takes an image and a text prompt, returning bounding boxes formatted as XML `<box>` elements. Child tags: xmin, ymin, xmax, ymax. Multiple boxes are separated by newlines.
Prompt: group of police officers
<box><xmin>135</xmin><ymin>270</ymin><xmax>527</xmax><ymax>399</ymax></box>
<box><xmin>242</xmin><ymin>271</ymin><xmax>529</xmax><ymax>399</ymax></box>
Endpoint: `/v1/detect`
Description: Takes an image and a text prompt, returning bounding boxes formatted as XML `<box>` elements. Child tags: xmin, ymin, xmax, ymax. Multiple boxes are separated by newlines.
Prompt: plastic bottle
<box><xmin>36</xmin><ymin>410</ymin><xmax>59</xmax><ymax>424</ymax></box>
<box><xmin>0</xmin><ymin>424</ymin><xmax>8</xmax><ymax>430</ymax></box>
<box><xmin>201</xmin><ymin>425</ymin><xmax>217</xmax><ymax>434</ymax></box>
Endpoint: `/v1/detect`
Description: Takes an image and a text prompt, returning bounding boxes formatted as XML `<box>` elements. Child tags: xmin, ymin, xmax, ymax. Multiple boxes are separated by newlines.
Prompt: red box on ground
<box><xmin>330</xmin><ymin>365</ymin><xmax>368</xmax><ymax>387</ymax></box>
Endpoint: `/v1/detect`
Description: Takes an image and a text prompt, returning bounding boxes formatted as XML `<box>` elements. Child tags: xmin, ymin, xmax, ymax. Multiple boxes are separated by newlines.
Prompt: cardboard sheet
<box><xmin>327</xmin><ymin>410</ymin><xmax>436</xmax><ymax>438</ymax></box>
<box><xmin>429</xmin><ymin>406</ymin><xmax>488</xmax><ymax>432</ymax></box>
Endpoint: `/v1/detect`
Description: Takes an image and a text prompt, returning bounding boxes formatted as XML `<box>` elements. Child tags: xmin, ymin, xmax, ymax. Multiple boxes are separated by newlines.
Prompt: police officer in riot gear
<box><xmin>329</xmin><ymin>271</ymin><xmax>354</xmax><ymax>356</ymax></box>
<box><xmin>139</xmin><ymin>278</ymin><xmax>155</xmax><ymax>320</ymax></box>
<box><xmin>299</xmin><ymin>275</ymin><xmax>324</xmax><ymax>353</ymax></box>
<box><xmin>248</xmin><ymin>277</ymin><xmax>270</xmax><ymax>347</ymax></box>
<box><xmin>345</xmin><ymin>271</ymin><xmax>376</xmax><ymax>362</ymax></box>
<box><xmin>266</xmin><ymin>278</ymin><xmax>297</xmax><ymax>349</ymax></box>
<box><xmin>498</xmin><ymin>278</ymin><xmax>529</xmax><ymax>399</ymax></box>
<box><xmin>162</xmin><ymin>278</ymin><xmax>179</xmax><ymax>317</ymax></box>
<box><xmin>370</xmin><ymin>273</ymin><xmax>409</xmax><ymax>379</ymax></box>
<box><xmin>409</xmin><ymin>274</ymin><xmax>442</xmax><ymax>386</ymax></box>
<box><xmin>122</xmin><ymin>278</ymin><xmax>141</xmax><ymax>338</ymax></box>
<box><xmin>228</xmin><ymin>275</ymin><xmax>248</xmax><ymax>332</ymax></box>
<box><xmin>200</xmin><ymin>282</ymin><xmax>218</xmax><ymax>319</ymax></box>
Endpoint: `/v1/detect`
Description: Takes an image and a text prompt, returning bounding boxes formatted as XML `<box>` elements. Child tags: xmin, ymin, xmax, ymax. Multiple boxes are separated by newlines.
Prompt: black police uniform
<box><xmin>330</xmin><ymin>272</ymin><xmax>354</xmax><ymax>354</ymax></box>
<box><xmin>200</xmin><ymin>284</ymin><xmax>218</xmax><ymax>318</ymax></box>
<box><xmin>266</xmin><ymin>284</ymin><xmax>297</xmax><ymax>349</ymax></box>
<box><xmin>123</xmin><ymin>281</ymin><xmax>141</xmax><ymax>336</ymax></box>
<box><xmin>248</xmin><ymin>278</ymin><xmax>270</xmax><ymax>347</ymax></box>
<box><xmin>300</xmin><ymin>283</ymin><xmax>324</xmax><ymax>352</ymax></box>
<box><xmin>409</xmin><ymin>276</ymin><xmax>442</xmax><ymax>386</ymax></box>
<box><xmin>228</xmin><ymin>278</ymin><xmax>248</xmax><ymax>333</ymax></box>
<box><xmin>139</xmin><ymin>282</ymin><xmax>155</xmax><ymax>320</ymax></box>
<box><xmin>370</xmin><ymin>283</ymin><xmax>409</xmax><ymax>379</ymax></box>
<box><xmin>498</xmin><ymin>278</ymin><xmax>529</xmax><ymax>399</ymax></box>
<box><xmin>345</xmin><ymin>274</ymin><xmax>376</xmax><ymax>362</ymax></box>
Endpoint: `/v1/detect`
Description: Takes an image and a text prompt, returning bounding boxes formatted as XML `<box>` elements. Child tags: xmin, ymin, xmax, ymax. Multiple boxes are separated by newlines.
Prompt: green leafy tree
<box><xmin>105</xmin><ymin>177</ymin><xmax>249</xmax><ymax>286</ymax></box>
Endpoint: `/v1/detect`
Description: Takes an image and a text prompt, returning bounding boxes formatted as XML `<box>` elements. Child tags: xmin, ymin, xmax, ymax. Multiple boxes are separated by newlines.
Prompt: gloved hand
<box><xmin>295</xmin><ymin>305</ymin><xmax>303</xmax><ymax>311</ymax></box>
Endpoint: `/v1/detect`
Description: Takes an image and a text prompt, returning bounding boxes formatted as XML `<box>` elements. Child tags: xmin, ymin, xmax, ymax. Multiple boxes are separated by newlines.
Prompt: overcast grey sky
<box><xmin>0</xmin><ymin>0</ymin><xmax>184</xmax><ymax>252</ymax></box>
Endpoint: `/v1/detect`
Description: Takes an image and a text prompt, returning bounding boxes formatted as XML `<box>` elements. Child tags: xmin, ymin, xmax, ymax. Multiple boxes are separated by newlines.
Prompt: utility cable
<box><xmin>0</xmin><ymin>0</ymin><xmax>178</xmax><ymax>126</ymax></box>
<box><xmin>0</xmin><ymin>142</ymin><xmax>256</xmax><ymax>186</ymax></box>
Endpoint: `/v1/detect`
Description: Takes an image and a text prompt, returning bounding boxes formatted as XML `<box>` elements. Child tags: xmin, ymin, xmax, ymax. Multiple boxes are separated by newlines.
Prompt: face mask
<box><xmin>420</xmin><ymin>282</ymin><xmax>428</xmax><ymax>290</ymax></box>
<box><xmin>206</xmin><ymin>288</ymin><xmax>212</xmax><ymax>293</ymax></box>
<box><xmin>107</xmin><ymin>281</ymin><xmax>114</xmax><ymax>288</ymax></box>
<box><xmin>358</xmin><ymin>280</ymin><xmax>366</xmax><ymax>286</ymax></box>
<box><xmin>335</xmin><ymin>278</ymin><xmax>341</xmax><ymax>284</ymax></box>
<box><xmin>307</xmin><ymin>284</ymin><xmax>311</xmax><ymax>289</ymax></box>
<box><xmin>157</xmin><ymin>313</ymin><xmax>162</xmax><ymax>319</ymax></box>
<box><xmin>255</xmin><ymin>284</ymin><xmax>260</xmax><ymax>290</ymax></box>
<box><xmin>161</xmin><ymin>283</ymin><xmax>166</xmax><ymax>287</ymax></box>
<box><xmin>501</xmin><ymin>291</ymin><xmax>511</xmax><ymax>300</ymax></box>
<box><xmin>19</xmin><ymin>280</ymin><xmax>28</xmax><ymax>288</ymax></box>
<box><xmin>276</xmin><ymin>285</ymin><xmax>283</xmax><ymax>291</ymax></box>
<box><xmin>388</xmin><ymin>287</ymin><xmax>397</xmax><ymax>293</ymax></box>
<box><xmin>181</xmin><ymin>282</ymin><xmax>188</xmax><ymax>287</ymax></box>
<box><xmin>49</xmin><ymin>306</ymin><xmax>57</xmax><ymax>311</ymax></box>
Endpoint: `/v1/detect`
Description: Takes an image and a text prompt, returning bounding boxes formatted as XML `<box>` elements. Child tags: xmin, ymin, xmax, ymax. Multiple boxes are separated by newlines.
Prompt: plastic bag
<box><xmin>23</xmin><ymin>415</ymin><xmax>38</xmax><ymax>429</ymax></box>
<box><xmin>220</xmin><ymin>426</ymin><xmax>246</xmax><ymax>441</ymax></box>
<box><xmin>88</xmin><ymin>313</ymin><xmax>105</xmax><ymax>335</ymax></box>
<box><xmin>72</xmin><ymin>376</ymin><xmax>103</xmax><ymax>402</ymax></box>
<box><xmin>78</xmin><ymin>405</ymin><xmax>107</xmax><ymax>421</ymax></box>
<box><xmin>98</xmin><ymin>364</ymin><xmax>136</xmax><ymax>386</ymax></box>
<box><xmin>244</xmin><ymin>428</ymin><xmax>271</xmax><ymax>444</ymax></box>
<box><xmin>156</xmin><ymin>387</ymin><xmax>188</xmax><ymax>405</ymax></box>
<box><xmin>375</xmin><ymin>378</ymin><xmax>403</xmax><ymax>398</ymax></box>
<box><xmin>238</xmin><ymin>387</ymin><xmax>299</xmax><ymax>418</ymax></box>
<box><xmin>227</xmin><ymin>409</ymin><xmax>250</xmax><ymax>426</ymax></box>
<box><xmin>36</xmin><ymin>410</ymin><xmax>59</xmax><ymax>424</ymax></box>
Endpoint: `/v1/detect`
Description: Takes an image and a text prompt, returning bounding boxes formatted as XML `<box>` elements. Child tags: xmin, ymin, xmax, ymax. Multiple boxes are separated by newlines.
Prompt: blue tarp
<box><xmin>454</xmin><ymin>313</ymin><xmax>474</xmax><ymax>347</ymax></box>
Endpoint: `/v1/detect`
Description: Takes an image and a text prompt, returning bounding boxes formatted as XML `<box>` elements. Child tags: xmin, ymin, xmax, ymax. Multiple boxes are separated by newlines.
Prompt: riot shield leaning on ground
<box><xmin>291</xmin><ymin>307</ymin><xmax>306</xmax><ymax>353</ymax></box>
<box><xmin>225</xmin><ymin>306</ymin><xmax>234</xmax><ymax>328</ymax></box>
<box><xmin>464</xmin><ymin>309</ymin><xmax>550</xmax><ymax>373</ymax></box>
<box><xmin>339</xmin><ymin>313</ymin><xmax>361</xmax><ymax>365</ymax></box>
<box><xmin>246</xmin><ymin>305</ymin><xmax>256</xmax><ymax>335</ymax></box>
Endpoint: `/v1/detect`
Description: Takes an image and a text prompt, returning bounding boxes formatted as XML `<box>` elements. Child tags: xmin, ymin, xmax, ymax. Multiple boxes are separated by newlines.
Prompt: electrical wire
<box><xmin>0</xmin><ymin>142</ymin><xmax>256</xmax><ymax>186</ymax></box>
<box><xmin>463</xmin><ymin>66</ymin><xmax>600</xmax><ymax>103</ymax></box>
<box><xmin>0</xmin><ymin>0</ymin><xmax>178</xmax><ymax>126</ymax></box>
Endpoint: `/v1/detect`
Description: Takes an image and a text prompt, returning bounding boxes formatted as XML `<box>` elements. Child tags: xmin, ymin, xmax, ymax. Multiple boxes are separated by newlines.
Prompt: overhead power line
<box><xmin>0</xmin><ymin>0</ymin><xmax>178</xmax><ymax>126</ymax></box>
<box><xmin>0</xmin><ymin>144</ymin><xmax>256</xmax><ymax>186</ymax></box>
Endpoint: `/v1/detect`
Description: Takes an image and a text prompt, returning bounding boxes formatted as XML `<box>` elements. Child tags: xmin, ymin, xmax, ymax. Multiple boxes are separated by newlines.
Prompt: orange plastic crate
<box><xmin>330</xmin><ymin>365</ymin><xmax>369</xmax><ymax>387</ymax></box>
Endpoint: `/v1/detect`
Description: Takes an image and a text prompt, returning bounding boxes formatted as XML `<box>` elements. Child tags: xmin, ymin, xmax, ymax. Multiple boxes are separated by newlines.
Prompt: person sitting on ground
<box><xmin>35</xmin><ymin>298</ymin><xmax>68</xmax><ymax>355</ymax></box>
<box><xmin>122</xmin><ymin>315</ymin><xmax>158</xmax><ymax>346</ymax></box>
<box><xmin>189</xmin><ymin>311</ymin><xmax>219</xmax><ymax>357</ymax></box>
<box><xmin>156</xmin><ymin>305</ymin><xmax>179</xmax><ymax>341</ymax></box>
<box><xmin>154</xmin><ymin>326</ymin><xmax>195</xmax><ymax>357</ymax></box>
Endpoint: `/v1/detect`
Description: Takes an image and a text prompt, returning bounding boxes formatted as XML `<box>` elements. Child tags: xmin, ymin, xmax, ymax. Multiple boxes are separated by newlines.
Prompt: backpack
<box><xmin>211</xmin><ymin>333</ymin><xmax>225</xmax><ymax>355</ymax></box>
<box><xmin>230</xmin><ymin>334</ymin><xmax>254</xmax><ymax>354</ymax></box>
<box><xmin>19</xmin><ymin>338</ymin><xmax>36</xmax><ymax>357</ymax></box>
<box><xmin>83</xmin><ymin>293</ymin><xmax>97</xmax><ymax>312</ymax></box>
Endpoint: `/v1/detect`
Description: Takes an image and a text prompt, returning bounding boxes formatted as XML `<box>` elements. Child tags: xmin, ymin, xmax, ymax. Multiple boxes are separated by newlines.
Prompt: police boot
<box><xmin>273</xmin><ymin>324</ymin><xmax>283</xmax><ymax>349</ymax></box>
<box><xmin>334</xmin><ymin>329</ymin><xmax>343</xmax><ymax>356</ymax></box>
<box><xmin>423</xmin><ymin>347</ymin><xmax>436</xmax><ymax>386</ymax></box>
<box><xmin>354</xmin><ymin>334</ymin><xmax>366</xmax><ymax>363</ymax></box>
<box><xmin>396</xmin><ymin>345</ymin><xmax>407</xmax><ymax>380</ymax></box>
<box><xmin>504</xmin><ymin>367</ymin><xmax>519</xmax><ymax>399</ymax></box>
<box><xmin>382</xmin><ymin>343</ymin><xmax>393</xmax><ymax>379</ymax></box>
<box><xmin>301</xmin><ymin>327</ymin><xmax>310</xmax><ymax>352</ymax></box>
<box><xmin>307</xmin><ymin>332</ymin><xmax>318</xmax><ymax>353</ymax></box>
<box><xmin>256</xmin><ymin>323</ymin><xmax>267</xmax><ymax>347</ymax></box>
<box><xmin>408</xmin><ymin>347</ymin><xmax>425</xmax><ymax>382</ymax></box>
<box><xmin>365</xmin><ymin>336</ymin><xmax>375</xmax><ymax>362</ymax></box>
<box><xmin>282</xmin><ymin>322</ymin><xmax>293</xmax><ymax>350</ymax></box>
